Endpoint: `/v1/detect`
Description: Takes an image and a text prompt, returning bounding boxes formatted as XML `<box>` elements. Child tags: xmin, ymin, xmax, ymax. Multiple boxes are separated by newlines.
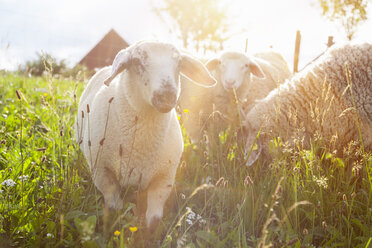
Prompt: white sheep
<box><xmin>244</xmin><ymin>42</ymin><xmax>372</xmax><ymax>166</ymax></box>
<box><xmin>75</xmin><ymin>41</ymin><xmax>216</xmax><ymax>228</ymax></box>
<box><xmin>178</xmin><ymin>50</ymin><xmax>291</xmax><ymax>142</ymax></box>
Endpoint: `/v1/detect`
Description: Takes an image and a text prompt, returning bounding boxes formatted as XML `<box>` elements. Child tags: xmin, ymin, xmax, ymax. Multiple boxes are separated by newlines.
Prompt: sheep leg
<box><xmin>92</xmin><ymin>166</ymin><xmax>123</xmax><ymax>210</ymax></box>
<box><xmin>145</xmin><ymin>174</ymin><xmax>173</xmax><ymax>229</ymax></box>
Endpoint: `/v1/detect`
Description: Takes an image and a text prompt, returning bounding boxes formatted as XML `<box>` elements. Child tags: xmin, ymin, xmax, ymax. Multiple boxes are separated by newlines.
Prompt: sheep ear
<box><xmin>205</xmin><ymin>58</ymin><xmax>220</xmax><ymax>71</ymax></box>
<box><xmin>248</xmin><ymin>60</ymin><xmax>265</xmax><ymax>79</ymax></box>
<box><xmin>104</xmin><ymin>49</ymin><xmax>132</xmax><ymax>86</ymax></box>
<box><xmin>244</xmin><ymin>133</ymin><xmax>262</xmax><ymax>166</ymax></box>
<box><xmin>180</xmin><ymin>54</ymin><xmax>217</xmax><ymax>87</ymax></box>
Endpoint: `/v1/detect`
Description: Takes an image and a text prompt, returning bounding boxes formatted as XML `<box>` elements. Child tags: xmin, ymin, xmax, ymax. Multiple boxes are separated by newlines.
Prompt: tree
<box><xmin>155</xmin><ymin>0</ymin><xmax>230</xmax><ymax>54</ymax></box>
<box><xmin>317</xmin><ymin>0</ymin><xmax>369</xmax><ymax>40</ymax></box>
<box><xmin>18</xmin><ymin>52</ymin><xmax>67</xmax><ymax>77</ymax></box>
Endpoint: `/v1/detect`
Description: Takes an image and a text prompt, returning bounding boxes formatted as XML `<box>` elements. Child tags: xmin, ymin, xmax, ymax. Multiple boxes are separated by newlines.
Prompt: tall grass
<box><xmin>0</xmin><ymin>72</ymin><xmax>371</xmax><ymax>247</ymax></box>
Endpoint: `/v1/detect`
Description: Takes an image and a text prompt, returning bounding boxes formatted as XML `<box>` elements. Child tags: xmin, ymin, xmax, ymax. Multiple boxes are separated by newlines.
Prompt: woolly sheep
<box><xmin>178</xmin><ymin>50</ymin><xmax>291</xmax><ymax>142</ymax></box>
<box><xmin>244</xmin><ymin>43</ymin><xmax>372</xmax><ymax>166</ymax></box>
<box><xmin>75</xmin><ymin>41</ymin><xmax>216</xmax><ymax>228</ymax></box>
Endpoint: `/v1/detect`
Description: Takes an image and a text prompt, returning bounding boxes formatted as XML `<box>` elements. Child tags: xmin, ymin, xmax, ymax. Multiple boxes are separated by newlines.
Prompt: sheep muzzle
<box><xmin>151</xmin><ymin>87</ymin><xmax>178</xmax><ymax>113</ymax></box>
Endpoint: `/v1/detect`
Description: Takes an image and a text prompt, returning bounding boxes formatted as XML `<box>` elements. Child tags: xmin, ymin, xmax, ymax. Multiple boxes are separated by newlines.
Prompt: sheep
<box><xmin>75</xmin><ymin>41</ymin><xmax>216</xmax><ymax>229</ymax></box>
<box><xmin>244</xmin><ymin>42</ymin><xmax>372</xmax><ymax>166</ymax></box>
<box><xmin>178</xmin><ymin>50</ymin><xmax>291</xmax><ymax>142</ymax></box>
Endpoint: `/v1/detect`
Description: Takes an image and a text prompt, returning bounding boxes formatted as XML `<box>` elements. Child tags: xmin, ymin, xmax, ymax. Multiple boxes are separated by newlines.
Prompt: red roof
<box><xmin>79</xmin><ymin>29</ymin><xmax>129</xmax><ymax>70</ymax></box>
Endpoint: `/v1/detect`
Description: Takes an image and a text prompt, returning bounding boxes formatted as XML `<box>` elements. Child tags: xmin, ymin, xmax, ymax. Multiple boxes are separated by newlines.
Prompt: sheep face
<box><xmin>104</xmin><ymin>41</ymin><xmax>216</xmax><ymax>113</ymax></box>
<box><xmin>206</xmin><ymin>52</ymin><xmax>265</xmax><ymax>91</ymax></box>
<box><xmin>131</xmin><ymin>43</ymin><xmax>181</xmax><ymax>113</ymax></box>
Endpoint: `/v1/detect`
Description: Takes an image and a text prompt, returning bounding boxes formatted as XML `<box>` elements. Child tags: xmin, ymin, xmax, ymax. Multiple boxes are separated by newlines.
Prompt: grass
<box><xmin>0</xmin><ymin>72</ymin><xmax>371</xmax><ymax>247</ymax></box>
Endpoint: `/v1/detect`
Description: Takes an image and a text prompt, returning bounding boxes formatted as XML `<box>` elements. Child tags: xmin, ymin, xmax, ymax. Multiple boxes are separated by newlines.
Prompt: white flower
<box><xmin>201</xmin><ymin>176</ymin><xmax>212</xmax><ymax>185</ymax></box>
<box><xmin>186</xmin><ymin>219</ymin><xmax>193</xmax><ymax>225</ymax></box>
<box><xmin>185</xmin><ymin>207</ymin><xmax>207</xmax><ymax>225</ymax></box>
<box><xmin>18</xmin><ymin>175</ymin><xmax>29</xmax><ymax>182</ymax></box>
<box><xmin>1</xmin><ymin>179</ymin><xmax>16</xmax><ymax>187</ymax></box>
<box><xmin>46</xmin><ymin>233</ymin><xmax>54</xmax><ymax>238</ymax></box>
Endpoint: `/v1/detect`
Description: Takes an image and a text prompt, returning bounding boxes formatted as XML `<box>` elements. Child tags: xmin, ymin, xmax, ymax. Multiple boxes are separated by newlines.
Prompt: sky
<box><xmin>0</xmin><ymin>0</ymin><xmax>371</xmax><ymax>71</ymax></box>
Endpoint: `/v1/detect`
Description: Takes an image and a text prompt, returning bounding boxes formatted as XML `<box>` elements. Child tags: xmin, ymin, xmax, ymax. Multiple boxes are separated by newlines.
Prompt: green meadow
<box><xmin>0</xmin><ymin>73</ymin><xmax>371</xmax><ymax>247</ymax></box>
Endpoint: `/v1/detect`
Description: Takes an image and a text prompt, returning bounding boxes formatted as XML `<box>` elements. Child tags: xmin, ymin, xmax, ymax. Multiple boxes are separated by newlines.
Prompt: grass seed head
<box><xmin>343</xmin><ymin>194</ymin><xmax>347</xmax><ymax>201</ymax></box>
<box><xmin>119</xmin><ymin>144</ymin><xmax>123</xmax><ymax>157</ymax></box>
<box><xmin>16</xmin><ymin>90</ymin><xmax>21</xmax><ymax>100</ymax></box>
<box><xmin>215</xmin><ymin>177</ymin><xmax>224</xmax><ymax>187</ymax></box>
<box><xmin>244</xmin><ymin>175</ymin><xmax>253</xmax><ymax>187</ymax></box>
<box><xmin>36</xmin><ymin>147</ymin><xmax>46</xmax><ymax>152</ymax></box>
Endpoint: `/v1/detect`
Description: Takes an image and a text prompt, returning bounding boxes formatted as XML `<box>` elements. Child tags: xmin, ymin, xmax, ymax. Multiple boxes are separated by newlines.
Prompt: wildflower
<box><xmin>46</xmin><ymin>233</ymin><xmax>54</xmax><ymax>238</ymax></box>
<box><xmin>185</xmin><ymin>207</ymin><xmax>206</xmax><ymax>225</ymax></box>
<box><xmin>1</xmin><ymin>179</ymin><xmax>16</xmax><ymax>187</ymax></box>
<box><xmin>44</xmin><ymin>93</ymin><xmax>48</xmax><ymax>97</ymax></box>
<box><xmin>313</xmin><ymin>175</ymin><xmax>328</xmax><ymax>189</ymax></box>
<box><xmin>183</xmin><ymin>109</ymin><xmax>189</xmax><ymax>113</ymax></box>
<box><xmin>186</xmin><ymin>218</ymin><xmax>193</xmax><ymax>225</ymax></box>
<box><xmin>129</xmin><ymin>226</ymin><xmax>138</xmax><ymax>233</ymax></box>
<box><xmin>114</xmin><ymin>230</ymin><xmax>120</xmax><ymax>236</ymax></box>
<box><xmin>196</xmin><ymin>214</ymin><xmax>206</xmax><ymax>224</ymax></box>
<box><xmin>201</xmin><ymin>176</ymin><xmax>212</xmax><ymax>185</ymax></box>
<box><xmin>18</xmin><ymin>175</ymin><xmax>29</xmax><ymax>182</ymax></box>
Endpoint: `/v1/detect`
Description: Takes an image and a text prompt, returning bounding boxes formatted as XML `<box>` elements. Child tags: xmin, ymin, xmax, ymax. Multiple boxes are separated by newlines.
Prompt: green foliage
<box><xmin>18</xmin><ymin>52</ymin><xmax>68</xmax><ymax>77</ymax></box>
<box><xmin>155</xmin><ymin>0</ymin><xmax>230</xmax><ymax>53</ymax></box>
<box><xmin>317</xmin><ymin>0</ymin><xmax>369</xmax><ymax>40</ymax></box>
<box><xmin>0</xmin><ymin>73</ymin><xmax>371</xmax><ymax>247</ymax></box>
<box><xmin>17</xmin><ymin>52</ymin><xmax>93</xmax><ymax>81</ymax></box>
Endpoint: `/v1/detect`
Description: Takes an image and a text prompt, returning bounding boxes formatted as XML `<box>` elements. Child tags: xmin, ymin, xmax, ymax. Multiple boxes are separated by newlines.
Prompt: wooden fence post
<box><xmin>293</xmin><ymin>30</ymin><xmax>301</xmax><ymax>73</ymax></box>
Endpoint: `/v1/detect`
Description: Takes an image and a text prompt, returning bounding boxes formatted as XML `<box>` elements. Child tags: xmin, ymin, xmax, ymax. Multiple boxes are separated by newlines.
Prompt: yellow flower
<box><xmin>44</xmin><ymin>93</ymin><xmax>48</xmax><ymax>97</ymax></box>
<box><xmin>129</xmin><ymin>226</ymin><xmax>138</xmax><ymax>233</ymax></box>
<box><xmin>114</xmin><ymin>230</ymin><xmax>120</xmax><ymax>236</ymax></box>
<box><xmin>183</xmin><ymin>109</ymin><xmax>189</xmax><ymax>113</ymax></box>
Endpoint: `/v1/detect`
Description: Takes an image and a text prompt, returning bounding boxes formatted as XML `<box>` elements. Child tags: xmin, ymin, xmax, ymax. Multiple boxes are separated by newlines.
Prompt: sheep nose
<box><xmin>152</xmin><ymin>86</ymin><xmax>178</xmax><ymax>113</ymax></box>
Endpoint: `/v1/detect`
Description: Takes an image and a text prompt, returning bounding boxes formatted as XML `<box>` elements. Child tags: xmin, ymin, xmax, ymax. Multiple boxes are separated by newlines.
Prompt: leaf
<box><xmin>196</xmin><ymin>230</ymin><xmax>219</xmax><ymax>244</ymax></box>
<box><xmin>64</xmin><ymin>210</ymin><xmax>87</xmax><ymax>221</ymax></box>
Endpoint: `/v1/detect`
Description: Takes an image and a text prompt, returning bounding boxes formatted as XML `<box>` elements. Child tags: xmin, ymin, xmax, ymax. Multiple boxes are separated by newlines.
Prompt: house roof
<box><xmin>78</xmin><ymin>29</ymin><xmax>129</xmax><ymax>70</ymax></box>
